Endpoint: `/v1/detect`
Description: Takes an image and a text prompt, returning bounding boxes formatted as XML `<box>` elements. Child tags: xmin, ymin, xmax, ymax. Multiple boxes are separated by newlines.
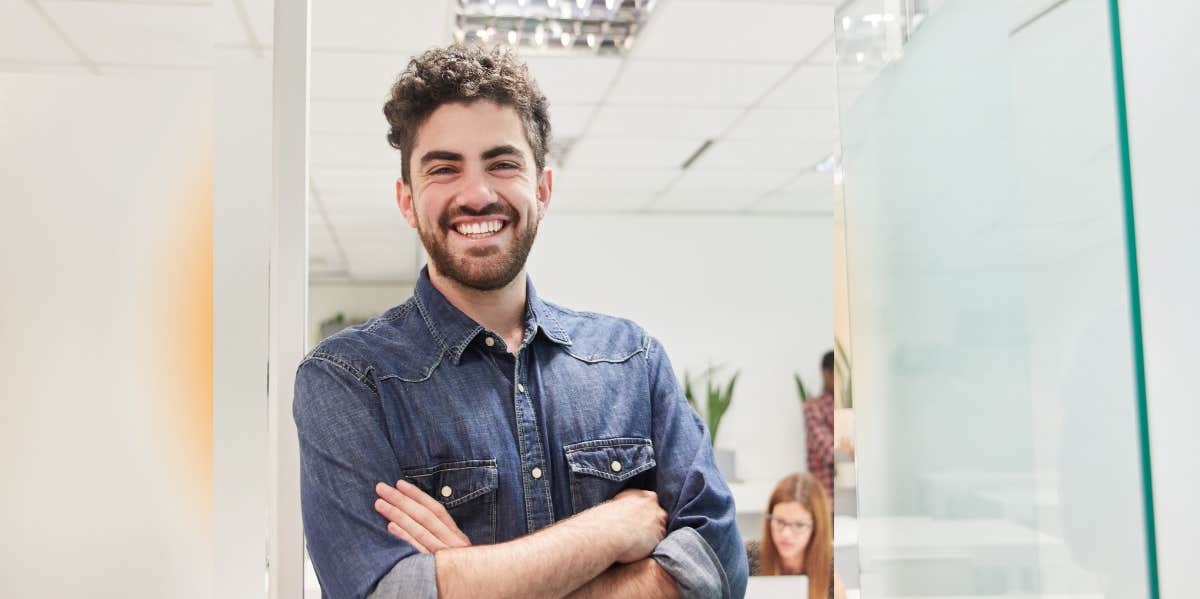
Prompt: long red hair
<box><xmin>759</xmin><ymin>472</ymin><xmax>833</xmax><ymax>599</ymax></box>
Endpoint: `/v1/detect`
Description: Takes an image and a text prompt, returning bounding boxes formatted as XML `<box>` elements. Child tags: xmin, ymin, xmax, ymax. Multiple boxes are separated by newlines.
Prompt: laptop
<box><xmin>746</xmin><ymin>575</ymin><xmax>808</xmax><ymax>598</ymax></box>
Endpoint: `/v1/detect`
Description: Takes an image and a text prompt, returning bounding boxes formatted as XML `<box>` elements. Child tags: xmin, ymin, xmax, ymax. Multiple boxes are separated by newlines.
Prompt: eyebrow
<box><xmin>481</xmin><ymin>144</ymin><xmax>524</xmax><ymax>161</ymax></box>
<box><xmin>418</xmin><ymin>145</ymin><xmax>525</xmax><ymax>168</ymax></box>
<box><xmin>419</xmin><ymin>150</ymin><xmax>463</xmax><ymax>166</ymax></box>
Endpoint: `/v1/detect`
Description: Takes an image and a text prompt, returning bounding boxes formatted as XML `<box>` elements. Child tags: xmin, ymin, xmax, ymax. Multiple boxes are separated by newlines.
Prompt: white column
<box><xmin>268</xmin><ymin>0</ymin><xmax>310</xmax><ymax>597</ymax></box>
<box><xmin>214</xmin><ymin>46</ymin><xmax>273</xmax><ymax>599</ymax></box>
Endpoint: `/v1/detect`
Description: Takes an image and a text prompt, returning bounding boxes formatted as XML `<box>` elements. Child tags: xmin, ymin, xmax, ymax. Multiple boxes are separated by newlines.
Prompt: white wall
<box><xmin>308</xmin><ymin>281</ymin><xmax>414</xmax><ymax>347</ymax></box>
<box><xmin>528</xmin><ymin>213</ymin><xmax>834</xmax><ymax>485</ymax></box>
<box><xmin>1120</xmin><ymin>1</ymin><xmax>1200</xmax><ymax>595</ymax></box>
<box><xmin>213</xmin><ymin>47</ymin><xmax>272</xmax><ymax>599</ymax></box>
<box><xmin>1</xmin><ymin>73</ymin><xmax>212</xmax><ymax>599</ymax></box>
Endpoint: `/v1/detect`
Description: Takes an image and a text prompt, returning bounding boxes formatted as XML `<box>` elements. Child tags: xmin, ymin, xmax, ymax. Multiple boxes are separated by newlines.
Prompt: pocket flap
<box><xmin>403</xmin><ymin>459</ymin><xmax>498</xmax><ymax>509</ymax></box>
<box><xmin>563</xmin><ymin>437</ymin><xmax>656</xmax><ymax>482</ymax></box>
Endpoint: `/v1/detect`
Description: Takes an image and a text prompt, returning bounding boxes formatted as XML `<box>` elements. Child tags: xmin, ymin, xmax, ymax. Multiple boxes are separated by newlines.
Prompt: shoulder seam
<box><xmin>305</xmin><ymin>352</ymin><xmax>378</xmax><ymax>394</ymax></box>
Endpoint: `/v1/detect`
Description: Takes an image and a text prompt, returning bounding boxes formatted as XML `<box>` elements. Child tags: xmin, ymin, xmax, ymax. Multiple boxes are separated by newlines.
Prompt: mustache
<box><xmin>438</xmin><ymin>203</ymin><xmax>520</xmax><ymax>230</ymax></box>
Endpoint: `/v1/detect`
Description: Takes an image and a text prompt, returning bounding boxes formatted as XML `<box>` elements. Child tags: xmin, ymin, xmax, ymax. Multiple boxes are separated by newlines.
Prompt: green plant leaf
<box><xmin>794</xmin><ymin>373</ymin><xmax>810</xmax><ymax>403</ymax></box>
<box><xmin>708</xmin><ymin>370</ymin><xmax>738</xmax><ymax>446</ymax></box>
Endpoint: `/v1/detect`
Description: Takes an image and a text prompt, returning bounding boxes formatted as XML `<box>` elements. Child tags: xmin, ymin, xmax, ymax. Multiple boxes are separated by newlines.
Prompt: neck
<box><xmin>428</xmin><ymin>265</ymin><xmax>528</xmax><ymax>351</ymax></box>
<box><xmin>781</xmin><ymin>549</ymin><xmax>806</xmax><ymax>575</ymax></box>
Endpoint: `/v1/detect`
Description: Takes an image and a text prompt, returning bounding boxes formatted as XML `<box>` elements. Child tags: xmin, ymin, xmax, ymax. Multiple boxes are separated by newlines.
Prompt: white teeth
<box><xmin>456</xmin><ymin>221</ymin><xmax>503</xmax><ymax>236</ymax></box>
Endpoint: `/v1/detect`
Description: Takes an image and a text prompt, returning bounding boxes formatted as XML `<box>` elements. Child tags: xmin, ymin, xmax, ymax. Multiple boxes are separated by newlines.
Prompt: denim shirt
<box><xmin>294</xmin><ymin>268</ymin><xmax>748</xmax><ymax>599</ymax></box>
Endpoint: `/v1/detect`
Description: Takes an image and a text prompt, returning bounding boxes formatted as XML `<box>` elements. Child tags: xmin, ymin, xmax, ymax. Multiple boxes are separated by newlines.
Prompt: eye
<box><xmin>491</xmin><ymin>161</ymin><xmax>519</xmax><ymax>170</ymax></box>
<box><xmin>428</xmin><ymin>166</ymin><xmax>456</xmax><ymax>175</ymax></box>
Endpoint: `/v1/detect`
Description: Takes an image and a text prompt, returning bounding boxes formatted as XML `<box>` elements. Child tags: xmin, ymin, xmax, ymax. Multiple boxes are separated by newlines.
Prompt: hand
<box><xmin>374</xmin><ymin>479</ymin><xmax>472</xmax><ymax>553</ymax></box>
<box><xmin>588</xmin><ymin>489</ymin><xmax>667</xmax><ymax>564</ymax></box>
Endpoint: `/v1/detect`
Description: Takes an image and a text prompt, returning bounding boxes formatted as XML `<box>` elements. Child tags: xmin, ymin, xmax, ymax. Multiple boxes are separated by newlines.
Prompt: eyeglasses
<box><xmin>769</xmin><ymin>515</ymin><xmax>814</xmax><ymax>535</ymax></box>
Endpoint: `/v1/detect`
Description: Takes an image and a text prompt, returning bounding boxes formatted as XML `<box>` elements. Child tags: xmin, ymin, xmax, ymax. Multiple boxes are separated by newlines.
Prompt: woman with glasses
<box><xmin>746</xmin><ymin>472</ymin><xmax>846</xmax><ymax>599</ymax></box>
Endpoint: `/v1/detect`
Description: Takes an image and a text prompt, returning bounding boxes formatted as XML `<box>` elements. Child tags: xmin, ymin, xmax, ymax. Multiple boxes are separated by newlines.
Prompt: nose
<box><xmin>454</xmin><ymin>170</ymin><xmax>497</xmax><ymax>211</ymax></box>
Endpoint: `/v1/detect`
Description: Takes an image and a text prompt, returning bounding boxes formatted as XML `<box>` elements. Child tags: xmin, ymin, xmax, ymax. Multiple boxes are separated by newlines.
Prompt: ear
<box><xmin>536</xmin><ymin>168</ymin><xmax>553</xmax><ymax>221</ymax></box>
<box><xmin>397</xmin><ymin>178</ymin><xmax>417</xmax><ymax>228</ymax></box>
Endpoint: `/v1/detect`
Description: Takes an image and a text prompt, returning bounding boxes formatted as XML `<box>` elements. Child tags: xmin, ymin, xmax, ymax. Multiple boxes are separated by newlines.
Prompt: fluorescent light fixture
<box><xmin>454</xmin><ymin>0</ymin><xmax>657</xmax><ymax>55</ymax></box>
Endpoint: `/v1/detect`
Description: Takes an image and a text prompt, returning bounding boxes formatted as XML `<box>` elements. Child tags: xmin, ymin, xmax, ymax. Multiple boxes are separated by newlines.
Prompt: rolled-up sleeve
<box><xmin>644</xmin><ymin>337</ymin><xmax>749</xmax><ymax>599</ymax></box>
<box><xmin>294</xmin><ymin>354</ymin><xmax>435</xmax><ymax>599</ymax></box>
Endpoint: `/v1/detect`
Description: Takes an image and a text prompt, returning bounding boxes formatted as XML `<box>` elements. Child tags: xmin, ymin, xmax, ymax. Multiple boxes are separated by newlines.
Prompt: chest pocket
<box><xmin>563</xmin><ymin>437</ymin><xmax>657</xmax><ymax>514</ymax></box>
<box><xmin>403</xmin><ymin>459</ymin><xmax>498</xmax><ymax>545</ymax></box>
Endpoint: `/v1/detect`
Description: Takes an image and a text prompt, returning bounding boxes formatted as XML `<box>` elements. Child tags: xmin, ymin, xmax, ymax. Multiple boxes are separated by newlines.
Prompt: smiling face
<box><xmin>397</xmin><ymin>100</ymin><xmax>552</xmax><ymax>291</ymax></box>
<box><xmin>769</xmin><ymin>500</ymin><xmax>814</xmax><ymax>563</ymax></box>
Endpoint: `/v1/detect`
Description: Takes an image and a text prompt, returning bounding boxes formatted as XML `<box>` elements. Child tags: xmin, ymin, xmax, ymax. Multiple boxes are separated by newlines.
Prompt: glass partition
<box><xmin>835</xmin><ymin>0</ymin><xmax>1158</xmax><ymax>597</ymax></box>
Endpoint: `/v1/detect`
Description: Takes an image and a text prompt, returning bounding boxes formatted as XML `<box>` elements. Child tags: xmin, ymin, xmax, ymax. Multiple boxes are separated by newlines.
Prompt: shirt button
<box><xmin>484</xmin><ymin>337</ymin><xmax>495</xmax><ymax>347</ymax></box>
<box><xmin>531</xmin><ymin>467</ymin><xmax>542</xmax><ymax>479</ymax></box>
<box><xmin>518</xmin><ymin>383</ymin><xmax>526</xmax><ymax>393</ymax></box>
<box><xmin>441</xmin><ymin>485</ymin><xmax>453</xmax><ymax>498</ymax></box>
<box><xmin>610</xmin><ymin>461</ymin><xmax>622</xmax><ymax>473</ymax></box>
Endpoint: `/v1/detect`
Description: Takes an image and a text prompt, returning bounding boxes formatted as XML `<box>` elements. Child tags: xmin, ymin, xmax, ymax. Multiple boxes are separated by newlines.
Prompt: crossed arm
<box><xmin>371</xmin><ymin>480</ymin><xmax>681</xmax><ymax>599</ymax></box>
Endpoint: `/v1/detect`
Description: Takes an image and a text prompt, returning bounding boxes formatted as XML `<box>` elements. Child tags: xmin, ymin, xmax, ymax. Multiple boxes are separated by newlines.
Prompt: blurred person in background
<box><xmin>745</xmin><ymin>473</ymin><xmax>845</xmax><ymax>599</ymax></box>
<box><xmin>804</xmin><ymin>351</ymin><xmax>836</xmax><ymax>503</ymax></box>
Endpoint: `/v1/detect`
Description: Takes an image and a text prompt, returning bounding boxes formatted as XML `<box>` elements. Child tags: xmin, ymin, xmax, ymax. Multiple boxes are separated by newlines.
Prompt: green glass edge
<box><xmin>1106</xmin><ymin>1</ymin><xmax>1161</xmax><ymax>597</ymax></box>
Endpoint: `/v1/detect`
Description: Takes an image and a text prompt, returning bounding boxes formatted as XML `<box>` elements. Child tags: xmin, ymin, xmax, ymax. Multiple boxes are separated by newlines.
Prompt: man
<box><xmin>293</xmin><ymin>44</ymin><xmax>747</xmax><ymax>599</ymax></box>
<box><xmin>803</xmin><ymin>351</ymin><xmax>836</xmax><ymax>502</ymax></box>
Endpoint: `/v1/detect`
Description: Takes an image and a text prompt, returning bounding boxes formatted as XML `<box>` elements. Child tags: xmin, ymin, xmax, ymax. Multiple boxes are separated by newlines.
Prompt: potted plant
<box><xmin>683</xmin><ymin>365</ymin><xmax>740</xmax><ymax>481</ymax></box>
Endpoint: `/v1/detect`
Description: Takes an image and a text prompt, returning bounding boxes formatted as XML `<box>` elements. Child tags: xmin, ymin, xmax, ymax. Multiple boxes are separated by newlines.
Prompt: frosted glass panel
<box><xmin>836</xmin><ymin>0</ymin><xmax>1157</xmax><ymax>597</ymax></box>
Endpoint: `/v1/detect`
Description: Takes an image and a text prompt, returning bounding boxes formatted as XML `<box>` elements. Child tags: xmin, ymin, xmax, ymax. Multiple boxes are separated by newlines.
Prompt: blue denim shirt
<box><xmin>294</xmin><ymin>268</ymin><xmax>748</xmax><ymax>599</ymax></box>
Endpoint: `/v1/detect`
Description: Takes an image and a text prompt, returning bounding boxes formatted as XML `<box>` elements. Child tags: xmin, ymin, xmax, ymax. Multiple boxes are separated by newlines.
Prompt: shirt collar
<box><xmin>413</xmin><ymin>266</ymin><xmax>572</xmax><ymax>365</ymax></box>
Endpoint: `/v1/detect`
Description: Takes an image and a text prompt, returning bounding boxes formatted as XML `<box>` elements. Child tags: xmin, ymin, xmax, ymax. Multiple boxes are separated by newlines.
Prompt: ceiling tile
<box><xmin>607</xmin><ymin>60</ymin><xmax>789</xmax><ymax>107</ymax></box>
<box><xmin>635</xmin><ymin>1</ymin><xmax>832</xmax><ymax>62</ymax></box>
<box><xmin>554</xmin><ymin>167</ymin><xmax>678</xmax><ymax>190</ymax></box>
<box><xmin>312</xmin><ymin>0</ymin><xmax>452</xmax><ymax>51</ymax></box>
<box><xmin>809</xmin><ymin>38</ymin><xmax>837</xmax><ymax>65</ymax></box>
<box><xmin>312</xmin><ymin>50</ymin><xmax>413</xmax><ymax>100</ymax></box>
<box><xmin>564</xmin><ymin>137</ymin><xmax>702</xmax><ymax>169</ymax></box>
<box><xmin>550</xmin><ymin>104</ymin><xmax>595</xmax><ymax>140</ymax></box>
<box><xmin>549</xmin><ymin>192</ymin><xmax>658</xmax><ymax>214</ymax></box>
<box><xmin>313</xmin><ymin>167</ymin><xmax>403</xmax><ymax>193</ymax></box>
<box><xmin>649</xmin><ymin>190</ymin><xmax>756</xmax><ymax>212</ymax></box>
<box><xmin>759</xmin><ymin>64</ymin><xmax>838</xmax><ymax>109</ymax></box>
<box><xmin>0</xmin><ymin>1</ymin><xmax>79</xmax><ymax>64</ymax></box>
<box><xmin>313</xmin><ymin>99</ymin><xmax>391</xmax><ymax>135</ymax></box>
<box><xmin>669</xmin><ymin>169</ymin><xmax>794</xmax><ymax>193</ymax></box>
<box><xmin>750</xmin><ymin>190</ymin><xmax>832</xmax><ymax>213</ymax></box>
<box><xmin>312</xmin><ymin>134</ymin><xmax>399</xmax><ymax>168</ymax></box>
<box><xmin>693</xmin><ymin>140</ymin><xmax>833</xmax><ymax>169</ymax></box>
<box><xmin>588</xmin><ymin>105</ymin><xmax>742</xmax><ymax>139</ymax></box>
<box><xmin>726</xmin><ymin>107</ymin><xmax>838</xmax><ymax>141</ymax></box>
<box><xmin>523</xmin><ymin>55</ymin><xmax>623</xmax><ymax>105</ymax></box>
<box><xmin>43</xmin><ymin>2</ymin><xmax>209</xmax><ymax>67</ymax></box>
<box><xmin>748</xmin><ymin>171</ymin><xmax>833</xmax><ymax>212</ymax></box>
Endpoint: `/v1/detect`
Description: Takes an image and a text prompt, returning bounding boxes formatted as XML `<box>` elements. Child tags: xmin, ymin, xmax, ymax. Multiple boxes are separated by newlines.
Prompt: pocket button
<box><xmin>441</xmin><ymin>485</ymin><xmax>453</xmax><ymax>498</ymax></box>
<box><xmin>610</xmin><ymin>461</ymin><xmax>622</xmax><ymax>473</ymax></box>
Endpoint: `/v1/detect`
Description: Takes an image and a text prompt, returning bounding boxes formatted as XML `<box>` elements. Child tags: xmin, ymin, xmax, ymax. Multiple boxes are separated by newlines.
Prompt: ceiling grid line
<box><xmin>25</xmin><ymin>0</ymin><xmax>99</xmax><ymax>75</ymax></box>
<box><xmin>555</xmin><ymin>0</ymin><xmax>677</xmax><ymax>169</ymax></box>
<box><xmin>309</xmin><ymin>177</ymin><xmax>353</xmax><ymax>274</ymax></box>
<box><xmin>231</xmin><ymin>0</ymin><xmax>265</xmax><ymax>58</ymax></box>
<box><xmin>641</xmin><ymin>32</ymin><xmax>836</xmax><ymax>213</ymax></box>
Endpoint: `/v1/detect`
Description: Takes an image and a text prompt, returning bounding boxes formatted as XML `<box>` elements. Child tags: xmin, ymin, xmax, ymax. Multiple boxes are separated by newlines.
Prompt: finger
<box><xmin>394</xmin><ymin>480</ymin><xmax>471</xmax><ymax>546</ymax></box>
<box><xmin>374</xmin><ymin>496</ymin><xmax>449</xmax><ymax>553</ymax></box>
<box><xmin>386</xmin><ymin>521</ymin><xmax>429</xmax><ymax>553</ymax></box>
<box><xmin>375</xmin><ymin>482</ymin><xmax>468</xmax><ymax>549</ymax></box>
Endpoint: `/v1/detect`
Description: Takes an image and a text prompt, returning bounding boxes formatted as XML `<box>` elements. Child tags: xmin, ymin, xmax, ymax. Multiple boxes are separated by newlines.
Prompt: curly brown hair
<box><xmin>383</xmin><ymin>44</ymin><xmax>552</xmax><ymax>184</ymax></box>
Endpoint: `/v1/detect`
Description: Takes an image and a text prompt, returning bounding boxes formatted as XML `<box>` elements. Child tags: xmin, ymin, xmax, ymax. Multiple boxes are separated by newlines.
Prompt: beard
<box><xmin>416</xmin><ymin>201</ymin><xmax>539</xmax><ymax>291</ymax></box>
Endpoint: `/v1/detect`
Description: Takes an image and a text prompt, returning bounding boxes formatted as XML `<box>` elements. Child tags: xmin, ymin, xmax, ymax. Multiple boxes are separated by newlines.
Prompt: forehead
<box><xmin>413</xmin><ymin>100</ymin><xmax>531</xmax><ymax>157</ymax></box>
<box><xmin>772</xmin><ymin>501</ymin><xmax>812</xmax><ymax>520</ymax></box>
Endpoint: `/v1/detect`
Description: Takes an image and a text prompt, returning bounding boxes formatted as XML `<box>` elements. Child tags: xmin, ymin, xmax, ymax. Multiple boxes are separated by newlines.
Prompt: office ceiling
<box><xmin>1</xmin><ymin>0</ymin><xmax>845</xmax><ymax>282</ymax></box>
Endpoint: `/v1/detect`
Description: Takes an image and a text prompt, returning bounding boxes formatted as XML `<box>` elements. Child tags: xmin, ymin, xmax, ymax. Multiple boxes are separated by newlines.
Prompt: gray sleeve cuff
<box><xmin>367</xmin><ymin>553</ymin><xmax>437</xmax><ymax>599</ymax></box>
<box><xmin>651</xmin><ymin>527</ymin><xmax>730</xmax><ymax>599</ymax></box>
